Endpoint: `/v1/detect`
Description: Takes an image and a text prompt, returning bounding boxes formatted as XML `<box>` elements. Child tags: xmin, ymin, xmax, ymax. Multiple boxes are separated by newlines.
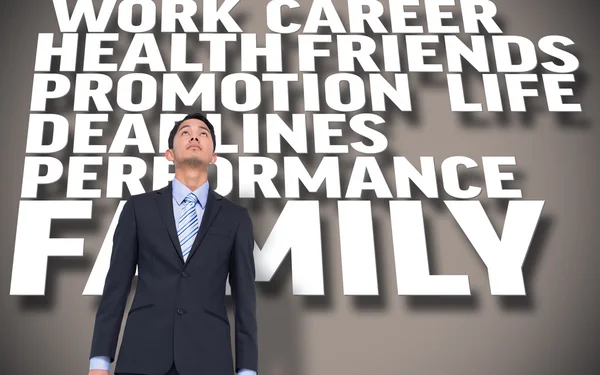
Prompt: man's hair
<box><xmin>168</xmin><ymin>113</ymin><xmax>217</xmax><ymax>152</ymax></box>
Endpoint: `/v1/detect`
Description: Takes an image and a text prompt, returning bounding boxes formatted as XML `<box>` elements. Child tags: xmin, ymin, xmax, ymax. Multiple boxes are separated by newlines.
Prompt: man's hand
<box><xmin>88</xmin><ymin>370</ymin><xmax>109</xmax><ymax>375</ymax></box>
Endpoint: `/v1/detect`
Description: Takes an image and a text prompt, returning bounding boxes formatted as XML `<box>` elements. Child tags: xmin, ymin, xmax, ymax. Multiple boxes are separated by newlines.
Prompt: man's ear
<box><xmin>211</xmin><ymin>153</ymin><xmax>217</xmax><ymax>164</ymax></box>
<box><xmin>165</xmin><ymin>149</ymin><xmax>174</xmax><ymax>162</ymax></box>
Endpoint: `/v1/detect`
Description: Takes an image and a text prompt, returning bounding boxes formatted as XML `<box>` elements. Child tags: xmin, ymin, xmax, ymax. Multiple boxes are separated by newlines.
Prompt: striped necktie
<box><xmin>178</xmin><ymin>192</ymin><xmax>199</xmax><ymax>262</ymax></box>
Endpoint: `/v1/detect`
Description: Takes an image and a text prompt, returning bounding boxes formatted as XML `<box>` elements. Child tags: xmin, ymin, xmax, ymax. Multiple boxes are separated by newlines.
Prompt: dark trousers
<box><xmin>116</xmin><ymin>362</ymin><xmax>179</xmax><ymax>375</ymax></box>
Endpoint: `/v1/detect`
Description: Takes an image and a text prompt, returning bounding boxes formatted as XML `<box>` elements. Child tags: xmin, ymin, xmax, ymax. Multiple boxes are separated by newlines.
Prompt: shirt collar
<box><xmin>172</xmin><ymin>178</ymin><xmax>209</xmax><ymax>209</ymax></box>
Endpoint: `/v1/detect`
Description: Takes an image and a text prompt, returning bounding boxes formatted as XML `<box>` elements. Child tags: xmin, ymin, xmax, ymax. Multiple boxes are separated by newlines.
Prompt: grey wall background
<box><xmin>1</xmin><ymin>0</ymin><xmax>599</xmax><ymax>374</ymax></box>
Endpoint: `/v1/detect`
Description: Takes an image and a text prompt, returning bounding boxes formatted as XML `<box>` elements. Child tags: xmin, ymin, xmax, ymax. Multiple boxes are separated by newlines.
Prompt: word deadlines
<box><xmin>14</xmin><ymin>0</ymin><xmax>578</xmax><ymax>298</ymax></box>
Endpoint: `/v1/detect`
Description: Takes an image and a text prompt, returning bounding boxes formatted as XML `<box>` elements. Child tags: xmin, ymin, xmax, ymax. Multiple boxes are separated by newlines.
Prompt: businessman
<box><xmin>88</xmin><ymin>113</ymin><xmax>258</xmax><ymax>375</ymax></box>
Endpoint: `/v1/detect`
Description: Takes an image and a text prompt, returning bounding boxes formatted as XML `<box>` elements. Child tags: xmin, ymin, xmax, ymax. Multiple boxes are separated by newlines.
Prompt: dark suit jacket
<box><xmin>89</xmin><ymin>181</ymin><xmax>258</xmax><ymax>375</ymax></box>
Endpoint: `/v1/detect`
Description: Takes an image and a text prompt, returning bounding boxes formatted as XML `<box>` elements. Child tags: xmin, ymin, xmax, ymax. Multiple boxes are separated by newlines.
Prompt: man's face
<box><xmin>166</xmin><ymin>118</ymin><xmax>216</xmax><ymax>167</ymax></box>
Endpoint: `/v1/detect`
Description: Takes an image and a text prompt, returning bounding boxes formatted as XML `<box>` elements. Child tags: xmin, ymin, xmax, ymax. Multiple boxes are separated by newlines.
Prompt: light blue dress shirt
<box><xmin>90</xmin><ymin>179</ymin><xmax>256</xmax><ymax>375</ymax></box>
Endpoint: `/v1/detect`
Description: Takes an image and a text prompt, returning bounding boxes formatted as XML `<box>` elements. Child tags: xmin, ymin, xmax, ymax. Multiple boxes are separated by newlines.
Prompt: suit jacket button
<box><xmin>177</xmin><ymin>309</ymin><xmax>185</xmax><ymax>315</ymax></box>
<box><xmin>181</xmin><ymin>271</ymin><xmax>188</xmax><ymax>277</ymax></box>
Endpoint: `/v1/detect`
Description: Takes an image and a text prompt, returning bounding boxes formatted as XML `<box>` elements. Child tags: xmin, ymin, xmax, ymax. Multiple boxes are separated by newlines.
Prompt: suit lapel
<box><xmin>184</xmin><ymin>189</ymin><xmax>222</xmax><ymax>266</ymax></box>
<box><xmin>155</xmin><ymin>182</ymin><xmax>185</xmax><ymax>264</ymax></box>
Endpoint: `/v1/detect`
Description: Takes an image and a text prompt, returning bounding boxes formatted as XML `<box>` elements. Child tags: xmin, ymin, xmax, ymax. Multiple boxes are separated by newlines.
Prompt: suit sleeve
<box><xmin>89</xmin><ymin>198</ymin><xmax>138</xmax><ymax>362</ymax></box>
<box><xmin>229</xmin><ymin>208</ymin><xmax>259</xmax><ymax>373</ymax></box>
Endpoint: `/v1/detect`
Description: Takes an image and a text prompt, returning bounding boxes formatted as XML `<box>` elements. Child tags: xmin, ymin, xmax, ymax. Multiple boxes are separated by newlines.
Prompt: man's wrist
<box><xmin>89</xmin><ymin>356</ymin><xmax>111</xmax><ymax>371</ymax></box>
